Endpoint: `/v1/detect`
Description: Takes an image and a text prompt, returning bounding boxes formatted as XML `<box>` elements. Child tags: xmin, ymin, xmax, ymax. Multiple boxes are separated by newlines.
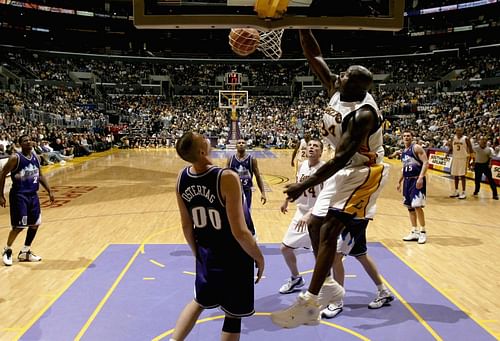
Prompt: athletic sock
<box><xmin>304</xmin><ymin>291</ymin><xmax>319</xmax><ymax>301</ymax></box>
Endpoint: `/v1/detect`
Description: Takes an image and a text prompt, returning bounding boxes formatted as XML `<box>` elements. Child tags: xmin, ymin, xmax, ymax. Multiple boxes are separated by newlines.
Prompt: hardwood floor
<box><xmin>0</xmin><ymin>149</ymin><xmax>498</xmax><ymax>340</ymax></box>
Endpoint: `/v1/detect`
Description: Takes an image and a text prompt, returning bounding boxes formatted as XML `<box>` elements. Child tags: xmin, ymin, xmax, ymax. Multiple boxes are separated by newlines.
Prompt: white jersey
<box><xmin>322</xmin><ymin>92</ymin><xmax>384</xmax><ymax>167</ymax></box>
<box><xmin>294</xmin><ymin>160</ymin><xmax>325</xmax><ymax>211</ymax></box>
<box><xmin>452</xmin><ymin>135</ymin><xmax>468</xmax><ymax>158</ymax></box>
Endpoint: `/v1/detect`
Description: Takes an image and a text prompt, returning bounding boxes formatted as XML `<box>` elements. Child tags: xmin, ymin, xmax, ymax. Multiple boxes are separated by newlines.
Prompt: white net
<box><xmin>257</xmin><ymin>29</ymin><xmax>284</xmax><ymax>60</ymax></box>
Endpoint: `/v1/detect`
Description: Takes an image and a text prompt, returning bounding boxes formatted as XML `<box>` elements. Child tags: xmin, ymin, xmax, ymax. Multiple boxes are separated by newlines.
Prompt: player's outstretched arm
<box><xmin>299</xmin><ymin>29</ymin><xmax>337</xmax><ymax>97</ymax></box>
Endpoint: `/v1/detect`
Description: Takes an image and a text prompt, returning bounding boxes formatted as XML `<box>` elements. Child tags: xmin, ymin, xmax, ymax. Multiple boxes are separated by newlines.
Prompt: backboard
<box><xmin>133</xmin><ymin>0</ymin><xmax>405</xmax><ymax>31</ymax></box>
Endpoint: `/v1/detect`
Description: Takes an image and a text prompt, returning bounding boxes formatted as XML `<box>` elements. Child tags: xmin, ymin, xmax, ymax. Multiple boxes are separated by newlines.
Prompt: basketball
<box><xmin>228</xmin><ymin>28</ymin><xmax>260</xmax><ymax>56</ymax></box>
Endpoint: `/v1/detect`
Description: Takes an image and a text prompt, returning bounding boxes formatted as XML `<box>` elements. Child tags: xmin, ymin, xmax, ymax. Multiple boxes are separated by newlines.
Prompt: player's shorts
<box><xmin>282</xmin><ymin>208</ymin><xmax>311</xmax><ymax>249</ymax></box>
<box><xmin>312</xmin><ymin>163</ymin><xmax>390</xmax><ymax>219</ymax></box>
<box><xmin>337</xmin><ymin>219</ymin><xmax>369</xmax><ymax>257</ymax></box>
<box><xmin>403</xmin><ymin>177</ymin><xmax>426</xmax><ymax>208</ymax></box>
<box><xmin>9</xmin><ymin>191</ymin><xmax>41</xmax><ymax>228</ymax></box>
<box><xmin>194</xmin><ymin>245</ymin><xmax>255</xmax><ymax>317</ymax></box>
<box><xmin>451</xmin><ymin>157</ymin><xmax>467</xmax><ymax>176</ymax></box>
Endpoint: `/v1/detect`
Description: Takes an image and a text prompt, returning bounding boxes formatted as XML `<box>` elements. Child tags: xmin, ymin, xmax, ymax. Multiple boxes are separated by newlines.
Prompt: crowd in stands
<box><xmin>2</xmin><ymin>47</ymin><xmax>498</xmax><ymax>86</ymax></box>
<box><xmin>1</xmin><ymin>48</ymin><xmax>499</xmax><ymax>165</ymax></box>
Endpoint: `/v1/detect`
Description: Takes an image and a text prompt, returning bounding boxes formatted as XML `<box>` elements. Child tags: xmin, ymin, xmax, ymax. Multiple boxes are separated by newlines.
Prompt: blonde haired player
<box><xmin>279</xmin><ymin>139</ymin><xmax>325</xmax><ymax>294</ymax></box>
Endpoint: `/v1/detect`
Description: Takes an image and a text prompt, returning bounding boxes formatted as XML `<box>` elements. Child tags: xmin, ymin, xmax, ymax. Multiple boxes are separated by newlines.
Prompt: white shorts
<box><xmin>451</xmin><ymin>157</ymin><xmax>467</xmax><ymax>176</ymax></box>
<box><xmin>282</xmin><ymin>208</ymin><xmax>312</xmax><ymax>249</ymax></box>
<box><xmin>312</xmin><ymin>163</ymin><xmax>390</xmax><ymax>219</ymax></box>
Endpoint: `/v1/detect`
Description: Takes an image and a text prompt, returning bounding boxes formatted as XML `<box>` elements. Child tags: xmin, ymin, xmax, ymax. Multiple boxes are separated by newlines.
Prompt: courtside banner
<box><xmin>427</xmin><ymin>148</ymin><xmax>474</xmax><ymax>179</ymax></box>
<box><xmin>428</xmin><ymin>148</ymin><xmax>499</xmax><ymax>186</ymax></box>
<box><xmin>491</xmin><ymin>158</ymin><xmax>500</xmax><ymax>186</ymax></box>
<box><xmin>428</xmin><ymin>149</ymin><xmax>451</xmax><ymax>172</ymax></box>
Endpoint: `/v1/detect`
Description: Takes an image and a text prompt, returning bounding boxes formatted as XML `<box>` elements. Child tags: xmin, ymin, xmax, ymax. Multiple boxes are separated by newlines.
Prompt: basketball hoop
<box><xmin>257</xmin><ymin>29</ymin><xmax>284</xmax><ymax>60</ymax></box>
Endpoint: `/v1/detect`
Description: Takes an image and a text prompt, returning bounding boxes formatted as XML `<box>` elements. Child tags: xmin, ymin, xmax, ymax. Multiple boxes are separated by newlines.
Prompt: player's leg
<box><xmin>170</xmin><ymin>300</ymin><xmax>204</xmax><ymax>341</ymax></box>
<box><xmin>281</xmin><ymin>244</ymin><xmax>299</xmax><ymax>277</ymax></box>
<box><xmin>483</xmin><ymin>164</ymin><xmax>499</xmax><ymax>199</ymax></box>
<box><xmin>321</xmin><ymin>250</ymin><xmax>345</xmax><ymax>319</ymax></box>
<box><xmin>221</xmin><ymin>315</ymin><xmax>242</xmax><ymax>341</ymax></box>
<box><xmin>333</xmin><ymin>251</ymin><xmax>345</xmax><ymax>286</ymax></box>
<box><xmin>403</xmin><ymin>213</ymin><xmax>421</xmax><ymax>240</ymax></box>
<box><xmin>473</xmin><ymin>164</ymin><xmax>482</xmax><ymax>195</ymax></box>
<box><xmin>450</xmin><ymin>160</ymin><xmax>460</xmax><ymax>197</ymax></box>
<box><xmin>18</xmin><ymin>194</ymin><xmax>42</xmax><ymax>262</ymax></box>
<box><xmin>459</xmin><ymin>175</ymin><xmax>467</xmax><ymax>199</ymax></box>
<box><xmin>451</xmin><ymin>175</ymin><xmax>459</xmax><ymax>197</ymax></box>
<box><xmin>357</xmin><ymin>254</ymin><xmax>395</xmax><ymax>309</ymax></box>
<box><xmin>271</xmin><ymin>178</ymin><xmax>344</xmax><ymax>328</ymax></box>
<box><xmin>279</xmin><ymin>210</ymin><xmax>309</xmax><ymax>293</ymax></box>
<box><xmin>307</xmin><ymin>215</ymin><xmax>322</xmax><ymax>258</ymax></box>
<box><xmin>341</xmin><ymin>219</ymin><xmax>394</xmax><ymax>309</ymax></box>
<box><xmin>3</xmin><ymin>228</ymin><xmax>22</xmax><ymax>266</ymax></box>
<box><xmin>279</xmin><ymin>244</ymin><xmax>305</xmax><ymax>294</ymax></box>
<box><xmin>3</xmin><ymin>192</ymin><xmax>30</xmax><ymax>266</ymax></box>
<box><xmin>403</xmin><ymin>178</ymin><xmax>420</xmax><ymax>241</ymax></box>
<box><xmin>270</xmin><ymin>214</ymin><xmax>345</xmax><ymax>328</ymax></box>
<box><xmin>308</xmin><ymin>214</ymin><xmax>341</xmax><ymax>294</ymax></box>
<box><xmin>415</xmin><ymin>207</ymin><xmax>426</xmax><ymax>244</ymax></box>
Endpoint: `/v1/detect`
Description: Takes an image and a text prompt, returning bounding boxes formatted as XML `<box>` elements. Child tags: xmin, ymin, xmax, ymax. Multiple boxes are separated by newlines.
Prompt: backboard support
<box><xmin>133</xmin><ymin>0</ymin><xmax>405</xmax><ymax>31</ymax></box>
<box><xmin>219</xmin><ymin>90</ymin><xmax>248</xmax><ymax>109</ymax></box>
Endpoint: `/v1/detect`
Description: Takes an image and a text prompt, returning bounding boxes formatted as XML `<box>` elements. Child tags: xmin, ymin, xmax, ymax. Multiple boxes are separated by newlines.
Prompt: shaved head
<box><xmin>347</xmin><ymin>65</ymin><xmax>373</xmax><ymax>92</ymax></box>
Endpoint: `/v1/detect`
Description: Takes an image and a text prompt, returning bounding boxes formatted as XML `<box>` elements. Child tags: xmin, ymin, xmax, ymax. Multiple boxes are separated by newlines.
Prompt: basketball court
<box><xmin>0</xmin><ymin>149</ymin><xmax>499</xmax><ymax>340</ymax></box>
<box><xmin>1</xmin><ymin>1</ymin><xmax>499</xmax><ymax>340</ymax></box>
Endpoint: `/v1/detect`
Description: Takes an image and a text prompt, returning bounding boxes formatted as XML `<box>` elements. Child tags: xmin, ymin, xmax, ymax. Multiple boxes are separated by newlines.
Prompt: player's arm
<box><xmin>447</xmin><ymin>138</ymin><xmax>453</xmax><ymax>155</ymax></box>
<box><xmin>0</xmin><ymin>155</ymin><xmax>18</xmax><ymax>207</ymax></box>
<box><xmin>285</xmin><ymin>107</ymin><xmax>377</xmax><ymax>201</ymax></box>
<box><xmin>466</xmin><ymin>137</ymin><xmax>473</xmax><ymax>154</ymax></box>
<box><xmin>397</xmin><ymin>169</ymin><xmax>404</xmax><ymax>192</ymax></box>
<box><xmin>176</xmin><ymin>189</ymin><xmax>197</xmax><ymax>257</ymax></box>
<box><xmin>221</xmin><ymin>169</ymin><xmax>264</xmax><ymax>283</ymax></box>
<box><xmin>36</xmin><ymin>155</ymin><xmax>55</xmax><ymax>203</ymax></box>
<box><xmin>466</xmin><ymin>137</ymin><xmax>474</xmax><ymax>166</ymax></box>
<box><xmin>299</xmin><ymin>29</ymin><xmax>337</xmax><ymax>97</ymax></box>
<box><xmin>225</xmin><ymin>157</ymin><xmax>231</xmax><ymax>168</ymax></box>
<box><xmin>414</xmin><ymin>144</ymin><xmax>429</xmax><ymax>190</ymax></box>
<box><xmin>252</xmin><ymin>158</ymin><xmax>267</xmax><ymax>204</ymax></box>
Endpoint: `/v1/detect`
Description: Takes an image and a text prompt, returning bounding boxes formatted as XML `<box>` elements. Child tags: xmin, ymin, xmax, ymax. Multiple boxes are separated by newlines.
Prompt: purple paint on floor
<box><xmin>20</xmin><ymin>244</ymin><xmax>139</xmax><ymax>341</ymax></box>
<box><xmin>21</xmin><ymin>243</ymin><xmax>496</xmax><ymax>341</ymax></box>
<box><xmin>368</xmin><ymin>243</ymin><xmax>493</xmax><ymax>340</ymax></box>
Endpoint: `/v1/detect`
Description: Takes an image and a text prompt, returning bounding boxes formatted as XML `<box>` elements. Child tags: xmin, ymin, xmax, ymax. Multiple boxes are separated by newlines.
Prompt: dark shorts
<box><xmin>337</xmin><ymin>218</ymin><xmax>369</xmax><ymax>257</ymax></box>
<box><xmin>195</xmin><ymin>245</ymin><xmax>255</xmax><ymax>317</ymax></box>
<box><xmin>9</xmin><ymin>191</ymin><xmax>41</xmax><ymax>228</ymax></box>
<box><xmin>403</xmin><ymin>177</ymin><xmax>426</xmax><ymax>208</ymax></box>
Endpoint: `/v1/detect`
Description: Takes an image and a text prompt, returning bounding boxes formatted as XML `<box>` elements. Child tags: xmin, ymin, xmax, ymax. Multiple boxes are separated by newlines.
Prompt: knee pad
<box><xmin>222</xmin><ymin>316</ymin><xmax>242</xmax><ymax>334</ymax></box>
<box><xmin>408</xmin><ymin>208</ymin><xmax>416</xmax><ymax>212</ymax></box>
